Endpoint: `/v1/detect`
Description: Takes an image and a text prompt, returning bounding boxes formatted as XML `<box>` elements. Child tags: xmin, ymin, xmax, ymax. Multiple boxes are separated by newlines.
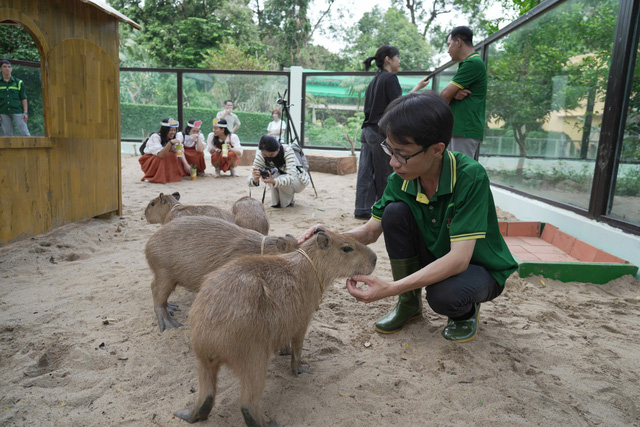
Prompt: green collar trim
<box><xmin>400</xmin><ymin>150</ymin><xmax>457</xmax><ymax>205</ymax></box>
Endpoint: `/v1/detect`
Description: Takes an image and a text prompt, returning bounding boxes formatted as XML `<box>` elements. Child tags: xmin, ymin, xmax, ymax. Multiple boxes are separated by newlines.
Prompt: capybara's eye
<box><xmin>151</xmin><ymin>202</ymin><xmax>155</xmax><ymax>206</ymax></box>
<box><xmin>341</xmin><ymin>245</ymin><xmax>354</xmax><ymax>253</ymax></box>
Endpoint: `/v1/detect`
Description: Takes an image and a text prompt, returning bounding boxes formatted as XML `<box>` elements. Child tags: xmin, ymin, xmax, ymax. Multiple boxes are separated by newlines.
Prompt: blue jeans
<box><xmin>381</xmin><ymin>201</ymin><xmax>503</xmax><ymax>320</ymax></box>
<box><xmin>354</xmin><ymin>126</ymin><xmax>393</xmax><ymax>216</ymax></box>
<box><xmin>0</xmin><ymin>113</ymin><xmax>31</xmax><ymax>136</ymax></box>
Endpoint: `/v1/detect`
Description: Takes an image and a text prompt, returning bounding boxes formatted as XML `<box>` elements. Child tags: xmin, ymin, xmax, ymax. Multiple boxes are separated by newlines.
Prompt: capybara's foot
<box><xmin>175</xmin><ymin>396</ymin><xmax>214</xmax><ymax>423</ymax></box>
<box><xmin>241</xmin><ymin>407</ymin><xmax>283</xmax><ymax>427</ymax></box>
<box><xmin>167</xmin><ymin>303</ymin><xmax>181</xmax><ymax>316</ymax></box>
<box><xmin>292</xmin><ymin>364</ymin><xmax>311</xmax><ymax>376</ymax></box>
<box><xmin>155</xmin><ymin>306</ymin><xmax>183</xmax><ymax>332</ymax></box>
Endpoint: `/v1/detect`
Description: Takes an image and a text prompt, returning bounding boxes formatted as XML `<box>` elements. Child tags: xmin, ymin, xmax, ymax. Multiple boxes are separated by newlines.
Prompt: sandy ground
<box><xmin>1</xmin><ymin>154</ymin><xmax>639</xmax><ymax>426</ymax></box>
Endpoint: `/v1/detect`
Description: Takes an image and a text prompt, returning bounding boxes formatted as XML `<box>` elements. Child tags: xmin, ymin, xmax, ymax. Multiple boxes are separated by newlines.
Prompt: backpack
<box><xmin>288</xmin><ymin>141</ymin><xmax>309</xmax><ymax>171</ymax></box>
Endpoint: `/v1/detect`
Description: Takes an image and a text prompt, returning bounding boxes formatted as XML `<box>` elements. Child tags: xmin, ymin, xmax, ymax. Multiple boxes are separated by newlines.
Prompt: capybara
<box><xmin>145</xmin><ymin>216</ymin><xmax>298</xmax><ymax>332</ymax></box>
<box><xmin>232</xmin><ymin>196</ymin><xmax>269</xmax><ymax>235</ymax></box>
<box><xmin>175</xmin><ymin>230</ymin><xmax>377</xmax><ymax>426</ymax></box>
<box><xmin>144</xmin><ymin>192</ymin><xmax>235</xmax><ymax>225</ymax></box>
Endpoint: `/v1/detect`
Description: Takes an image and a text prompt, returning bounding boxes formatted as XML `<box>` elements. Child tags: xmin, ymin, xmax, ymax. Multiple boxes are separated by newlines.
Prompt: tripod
<box><xmin>277</xmin><ymin>90</ymin><xmax>318</xmax><ymax>196</ymax></box>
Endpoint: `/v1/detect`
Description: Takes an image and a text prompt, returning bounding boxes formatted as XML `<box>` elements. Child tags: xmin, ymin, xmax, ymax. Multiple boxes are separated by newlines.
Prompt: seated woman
<box><xmin>139</xmin><ymin>118</ymin><xmax>190</xmax><ymax>183</ymax></box>
<box><xmin>267</xmin><ymin>108</ymin><xmax>287</xmax><ymax>141</ymax></box>
<box><xmin>177</xmin><ymin>119</ymin><xmax>206</xmax><ymax>176</ymax></box>
<box><xmin>206</xmin><ymin>118</ymin><xmax>243</xmax><ymax>177</ymax></box>
<box><xmin>248</xmin><ymin>135</ymin><xmax>310</xmax><ymax>208</ymax></box>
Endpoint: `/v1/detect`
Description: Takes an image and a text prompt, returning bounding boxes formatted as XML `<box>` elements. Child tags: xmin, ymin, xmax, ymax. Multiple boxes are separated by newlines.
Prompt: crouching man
<box><xmin>300</xmin><ymin>92</ymin><xmax>517</xmax><ymax>342</ymax></box>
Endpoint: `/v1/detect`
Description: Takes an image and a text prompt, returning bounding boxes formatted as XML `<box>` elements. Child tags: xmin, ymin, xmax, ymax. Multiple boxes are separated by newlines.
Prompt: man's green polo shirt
<box><xmin>0</xmin><ymin>76</ymin><xmax>27</xmax><ymax>115</ymax></box>
<box><xmin>449</xmin><ymin>52</ymin><xmax>487</xmax><ymax>140</ymax></box>
<box><xmin>371</xmin><ymin>150</ymin><xmax>517</xmax><ymax>286</ymax></box>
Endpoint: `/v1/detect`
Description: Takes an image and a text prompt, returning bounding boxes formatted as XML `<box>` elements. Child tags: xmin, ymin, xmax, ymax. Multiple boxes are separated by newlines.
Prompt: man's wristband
<box><xmin>24</xmin><ymin>111</ymin><xmax>28</xmax><ymax>114</ymax></box>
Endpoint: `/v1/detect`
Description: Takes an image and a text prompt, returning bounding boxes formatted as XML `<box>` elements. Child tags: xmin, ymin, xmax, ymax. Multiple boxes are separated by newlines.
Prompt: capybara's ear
<box><xmin>285</xmin><ymin>233</ymin><xmax>295</xmax><ymax>239</ymax></box>
<box><xmin>276</xmin><ymin>237</ymin><xmax>290</xmax><ymax>251</ymax></box>
<box><xmin>159</xmin><ymin>193</ymin><xmax>166</xmax><ymax>203</ymax></box>
<box><xmin>316</xmin><ymin>231</ymin><xmax>330</xmax><ymax>250</ymax></box>
<box><xmin>172</xmin><ymin>192</ymin><xmax>181</xmax><ymax>201</ymax></box>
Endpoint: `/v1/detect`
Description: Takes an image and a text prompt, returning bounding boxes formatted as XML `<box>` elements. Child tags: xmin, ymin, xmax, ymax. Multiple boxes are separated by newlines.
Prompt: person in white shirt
<box><xmin>139</xmin><ymin>118</ymin><xmax>190</xmax><ymax>183</ymax></box>
<box><xmin>176</xmin><ymin>119</ymin><xmax>206</xmax><ymax>176</ymax></box>
<box><xmin>206</xmin><ymin>118</ymin><xmax>243</xmax><ymax>177</ymax></box>
<box><xmin>267</xmin><ymin>108</ymin><xmax>287</xmax><ymax>141</ymax></box>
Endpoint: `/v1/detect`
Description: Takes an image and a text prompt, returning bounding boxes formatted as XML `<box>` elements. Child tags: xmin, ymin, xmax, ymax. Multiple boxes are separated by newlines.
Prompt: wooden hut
<box><xmin>0</xmin><ymin>0</ymin><xmax>139</xmax><ymax>243</ymax></box>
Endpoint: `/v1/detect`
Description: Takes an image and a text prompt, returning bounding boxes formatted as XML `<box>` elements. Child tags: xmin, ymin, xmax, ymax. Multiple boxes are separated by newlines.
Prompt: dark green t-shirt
<box><xmin>449</xmin><ymin>53</ymin><xmax>487</xmax><ymax>140</ymax></box>
<box><xmin>371</xmin><ymin>150</ymin><xmax>517</xmax><ymax>286</ymax></box>
<box><xmin>0</xmin><ymin>76</ymin><xmax>27</xmax><ymax>115</ymax></box>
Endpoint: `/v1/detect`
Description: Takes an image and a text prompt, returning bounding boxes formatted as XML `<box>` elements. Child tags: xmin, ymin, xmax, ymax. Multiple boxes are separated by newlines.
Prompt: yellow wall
<box><xmin>0</xmin><ymin>0</ymin><xmax>122</xmax><ymax>243</ymax></box>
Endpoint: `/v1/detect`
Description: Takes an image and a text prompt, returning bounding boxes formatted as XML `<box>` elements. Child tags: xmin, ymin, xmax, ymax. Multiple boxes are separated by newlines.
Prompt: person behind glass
<box><xmin>249</xmin><ymin>135</ymin><xmax>310</xmax><ymax>208</ymax></box>
<box><xmin>139</xmin><ymin>118</ymin><xmax>191</xmax><ymax>183</ymax></box>
<box><xmin>177</xmin><ymin>119</ymin><xmax>206</xmax><ymax>176</ymax></box>
<box><xmin>216</xmin><ymin>99</ymin><xmax>241</xmax><ymax>134</ymax></box>
<box><xmin>299</xmin><ymin>92</ymin><xmax>517</xmax><ymax>343</ymax></box>
<box><xmin>206</xmin><ymin>118</ymin><xmax>243</xmax><ymax>177</ymax></box>
<box><xmin>267</xmin><ymin>108</ymin><xmax>287</xmax><ymax>140</ymax></box>
<box><xmin>354</xmin><ymin>45</ymin><xmax>403</xmax><ymax>221</ymax></box>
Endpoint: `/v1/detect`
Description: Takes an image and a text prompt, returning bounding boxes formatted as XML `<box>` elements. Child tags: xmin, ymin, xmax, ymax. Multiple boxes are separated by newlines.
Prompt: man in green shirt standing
<box><xmin>441</xmin><ymin>26</ymin><xmax>487</xmax><ymax>160</ymax></box>
<box><xmin>299</xmin><ymin>92</ymin><xmax>516</xmax><ymax>343</ymax></box>
<box><xmin>0</xmin><ymin>60</ymin><xmax>30</xmax><ymax>137</ymax></box>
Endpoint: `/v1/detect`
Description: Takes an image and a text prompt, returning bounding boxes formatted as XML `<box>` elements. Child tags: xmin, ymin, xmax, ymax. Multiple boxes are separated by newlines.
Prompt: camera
<box><xmin>276</xmin><ymin>97</ymin><xmax>285</xmax><ymax>105</ymax></box>
<box><xmin>260</xmin><ymin>166</ymin><xmax>278</xmax><ymax>178</ymax></box>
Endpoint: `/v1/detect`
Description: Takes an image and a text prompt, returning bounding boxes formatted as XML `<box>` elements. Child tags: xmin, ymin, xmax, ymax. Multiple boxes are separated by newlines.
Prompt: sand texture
<box><xmin>1</xmin><ymin>155</ymin><xmax>639</xmax><ymax>426</ymax></box>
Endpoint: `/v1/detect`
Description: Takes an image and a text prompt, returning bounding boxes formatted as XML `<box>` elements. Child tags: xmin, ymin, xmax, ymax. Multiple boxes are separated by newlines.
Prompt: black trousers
<box><xmin>381</xmin><ymin>201</ymin><xmax>503</xmax><ymax>320</ymax></box>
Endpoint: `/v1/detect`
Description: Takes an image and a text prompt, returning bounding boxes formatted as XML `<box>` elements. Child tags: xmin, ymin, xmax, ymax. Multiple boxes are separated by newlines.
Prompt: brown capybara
<box><xmin>145</xmin><ymin>216</ymin><xmax>299</xmax><ymax>332</ymax></box>
<box><xmin>232</xmin><ymin>196</ymin><xmax>269</xmax><ymax>235</ymax></box>
<box><xmin>175</xmin><ymin>230</ymin><xmax>377</xmax><ymax>426</ymax></box>
<box><xmin>144</xmin><ymin>192</ymin><xmax>235</xmax><ymax>225</ymax></box>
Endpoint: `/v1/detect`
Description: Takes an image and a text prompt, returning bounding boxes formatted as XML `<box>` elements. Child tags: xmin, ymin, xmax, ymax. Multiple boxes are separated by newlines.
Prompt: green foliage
<box><xmin>0</xmin><ymin>25</ymin><xmax>40</xmax><ymax>61</ymax></box>
<box><xmin>615</xmin><ymin>167</ymin><xmax>640</xmax><ymax>197</ymax></box>
<box><xmin>108</xmin><ymin>0</ymin><xmax>228</xmax><ymax>68</ymax></box>
<box><xmin>201</xmin><ymin>40</ymin><xmax>279</xmax><ymax>71</ymax></box>
<box><xmin>120</xmin><ymin>103</ymin><xmax>271</xmax><ymax>144</ymax></box>
<box><xmin>343</xmin><ymin>7</ymin><xmax>435</xmax><ymax>71</ymax></box>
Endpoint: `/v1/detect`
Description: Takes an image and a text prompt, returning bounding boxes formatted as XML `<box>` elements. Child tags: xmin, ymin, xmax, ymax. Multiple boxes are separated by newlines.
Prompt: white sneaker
<box><xmin>214</xmin><ymin>167</ymin><xmax>221</xmax><ymax>178</ymax></box>
<box><xmin>230</xmin><ymin>168</ymin><xmax>237</xmax><ymax>177</ymax></box>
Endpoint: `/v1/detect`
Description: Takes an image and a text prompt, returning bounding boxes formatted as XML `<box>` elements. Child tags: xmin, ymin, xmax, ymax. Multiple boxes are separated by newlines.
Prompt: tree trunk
<box><xmin>580</xmin><ymin>87</ymin><xmax>596</xmax><ymax>159</ymax></box>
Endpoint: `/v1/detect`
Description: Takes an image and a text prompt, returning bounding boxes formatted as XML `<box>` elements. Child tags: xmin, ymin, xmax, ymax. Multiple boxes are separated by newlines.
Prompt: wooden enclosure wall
<box><xmin>0</xmin><ymin>0</ymin><xmax>122</xmax><ymax>244</ymax></box>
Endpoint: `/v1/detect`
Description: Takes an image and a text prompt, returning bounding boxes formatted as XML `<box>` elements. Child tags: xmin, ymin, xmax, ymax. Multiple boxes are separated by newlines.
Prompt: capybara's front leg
<box><xmin>175</xmin><ymin>359</ymin><xmax>218</xmax><ymax>423</ymax></box>
<box><xmin>290</xmin><ymin>329</ymin><xmax>311</xmax><ymax>376</ymax></box>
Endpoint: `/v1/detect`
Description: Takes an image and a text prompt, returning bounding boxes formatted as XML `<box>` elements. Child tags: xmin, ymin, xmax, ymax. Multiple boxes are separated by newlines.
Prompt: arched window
<box><xmin>0</xmin><ymin>22</ymin><xmax>44</xmax><ymax>137</ymax></box>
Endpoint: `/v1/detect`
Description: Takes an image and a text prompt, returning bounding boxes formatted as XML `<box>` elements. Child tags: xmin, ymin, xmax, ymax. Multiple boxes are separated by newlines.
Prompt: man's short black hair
<box><xmin>378</xmin><ymin>92</ymin><xmax>453</xmax><ymax>149</ymax></box>
<box><xmin>0</xmin><ymin>59</ymin><xmax>11</xmax><ymax>67</ymax></box>
<box><xmin>449</xmin><ymin>26</ymin><xmax>473</xmax><ymax>47</ymax></box>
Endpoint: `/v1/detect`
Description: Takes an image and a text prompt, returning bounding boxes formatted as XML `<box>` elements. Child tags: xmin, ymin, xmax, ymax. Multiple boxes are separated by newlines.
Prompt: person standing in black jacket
<box><xmin>354</xmin><ymin>45</ymin><xmax>403</xmax><ymax>220</ymax></box>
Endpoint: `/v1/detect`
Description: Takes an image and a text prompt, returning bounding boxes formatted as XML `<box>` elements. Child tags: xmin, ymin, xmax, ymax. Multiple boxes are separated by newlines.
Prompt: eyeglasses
<box><xmin>380</xmin><ymin>139</ymin><xmax>429</xmax><ymax>164</ymax></box>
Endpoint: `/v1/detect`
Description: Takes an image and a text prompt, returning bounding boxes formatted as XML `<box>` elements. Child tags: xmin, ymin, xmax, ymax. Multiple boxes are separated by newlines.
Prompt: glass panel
<box><xmin>482</xmin><ymin>0</ymin><xmax>620</xmax><ymax>211</ymax></box>
<box><xmin>609</xmin><ymin>42</ymin><xmax>640</xmax><ymax>226</ymax></box>
<box><xmin>303</xmin><ymin>73</ymin><xmax>436</xmax><ymax>150</ymax></box>
<box><xmin>183</xmin><ymin>73</ymin><xmax>288</xmax><ymax>145</ymax></box>
<box><xmin>120</xmin><ymin>71</ymin><xmax>178</xmax><ymax>141</ymax></box>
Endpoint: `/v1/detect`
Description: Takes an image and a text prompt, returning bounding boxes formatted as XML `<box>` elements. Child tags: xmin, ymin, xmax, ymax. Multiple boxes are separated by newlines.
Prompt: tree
<box><xmin>108</xmin><ymin>0</ymin><xmax>229</xmax><ymax>68</ymax></box>
<box><xmin>343</xmin><ymin>7</ymin><xmax>435</xmax><ymax>71</ymax></box>
<box><xmin>0</xmin><ymin>25</ymin><xmax>40</xmax><ymax>61</ymax></box>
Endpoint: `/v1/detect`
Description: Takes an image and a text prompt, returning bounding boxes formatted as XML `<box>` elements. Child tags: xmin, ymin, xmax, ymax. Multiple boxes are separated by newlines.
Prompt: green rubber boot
<box><xmin>442</xmin><ymin>303</ymin><xmax>480</xmax><ymax>343</ymax></box>
<box><xmin>374</xmin><ymin>257</ymin><xmax>423</xmax><ymax>334</ymax></box>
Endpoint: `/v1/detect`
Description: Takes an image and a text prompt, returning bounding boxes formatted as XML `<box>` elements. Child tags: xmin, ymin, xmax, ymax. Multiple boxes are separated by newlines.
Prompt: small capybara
<box><xmin>145</xmin><ymin>216</ymin><xmax>298</xmax><ymax>332</ymax></box>
<box><xmin>232</xmin><ymin>196</ymin><xmax>269</xmax><ymax>235</ymax></box>
<box><xmin>175</xmin><ymin>230</ymin><xmax>377</xmax><ymax>426</ymax></box>
<box><xmin>144</xmin><ymin>192</ymin><xmax>235</xmax><ymax>225</ymax></box>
